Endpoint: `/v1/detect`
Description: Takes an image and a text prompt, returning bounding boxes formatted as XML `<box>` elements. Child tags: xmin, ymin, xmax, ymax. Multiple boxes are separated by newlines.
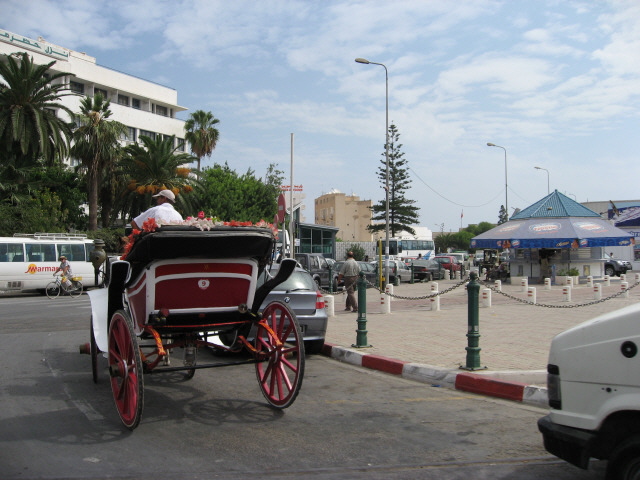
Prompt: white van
<box><xmin>538</xmin><ymin>302</ymin><xmax>640</xmax><ymax>478</ymax></box>
<box><xmin>0</xmin><ymin>233</ymin><xmax>103</xmax><ymax>292</ymax></box>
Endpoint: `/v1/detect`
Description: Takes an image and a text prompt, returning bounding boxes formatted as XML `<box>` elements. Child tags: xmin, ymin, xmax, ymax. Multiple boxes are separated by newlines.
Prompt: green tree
<box><xmin>71</xmin><ymin>94</ymin><xmax>127</xmax><ymax>230</ymax></box>
<box><xmin>184</xmin><ymin>110</ymin><xmax>220</xmax><ymax>172</ymax></box>
<box><xmin>498</xmin><ymin>205</ymin><xmax>508</xmax><ymax>224</ymax></box>
<box><xmin>0</xmin><ymin>189</ymin><xmax>68</xmax><ymax>236</ymax></box>
<box><xmin>116</xmin><ymin>135</ymin><xmax>198</xmax><ymax>222</ymax></box>
<box><xmin>346</xmin><ymin>243</ymin><xmax>366</xmax><ymax>261</ymax></box>
<box><xmin>30</xmin><ymin>165</ymin><xmax>88</xmax><ymax>230</ymax></box>
<box><xmin>0</xmin><ymin>52</ymin><xmax>74</xmax><ymax>168</ymax></box>
<box><xmin>368</xmin><ymin>124</ymin><xmax>420</xmax><ymax>237</ymax></box>
<box><xmin>199</xmin><ymin>162</ymin><xmax>284</xmax><ymax>222</ymax></box>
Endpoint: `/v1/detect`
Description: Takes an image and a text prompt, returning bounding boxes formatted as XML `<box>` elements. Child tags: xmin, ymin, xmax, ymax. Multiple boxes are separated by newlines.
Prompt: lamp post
<box><xmin>534</xmin><ymin>166</ymin><xmax>550</xmax><ymax>194</ymax></box>
<box><xmin>356</xmin><ymin>57</ymin><xmax>390</xmax><ymax>287</ymax></box>
<box><xmin>487</xmin><ymin>143</ymin><xmax>508</xmax><ymax>219</ymax></box>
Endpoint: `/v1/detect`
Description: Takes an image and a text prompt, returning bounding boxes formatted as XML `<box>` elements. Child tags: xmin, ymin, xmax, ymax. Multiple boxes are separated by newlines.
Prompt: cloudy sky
<box><xmin>3</xmin><ymin>0</ymin><xmax>640</xmax><ymax>234</ymax></box>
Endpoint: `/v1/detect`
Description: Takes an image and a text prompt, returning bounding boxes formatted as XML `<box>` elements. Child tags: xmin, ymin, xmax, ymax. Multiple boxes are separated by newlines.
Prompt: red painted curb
<box><xmin>455</xmin><ymin>372</ymin><xmax>527</xmax><ymax>402</ymax></box>
<box><xmin>361</xmin><ymin>354</ymin><xmax>408</xmax><ymax>375</ymax></box>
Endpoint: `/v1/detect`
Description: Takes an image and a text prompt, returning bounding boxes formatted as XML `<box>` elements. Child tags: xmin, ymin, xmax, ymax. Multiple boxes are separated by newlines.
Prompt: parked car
<box><xmin>473</xmin><ymin>251</ymin><xmax>484</xmax><ymax>266</ymax></box>
<box><xmin>294</xmin><ymin>253</ymin><xmax>339</xmax><ymax>291</ymax></box>
<box><xmin>255</xmin><ymin>264</ymin><xmax>328</xmax><ymax>355</ymax></box>
<box><xmin>603</xmin><ymin>252</ymin><xmax>631</xmax><ymax>277</ymax></box>
<box><xmin>373</xmin><ymin>259</ymin><xmax>412</xmax><ymax>285</ymax></box>
<box><xmin>410</xmin><ymin>259</ymin><xmax>446</xmax><ymax>281</ymax></box>
<box><xmin>334</xmin><ymin>260</ymin><xmax>377</xmax><ymax>288</ymax></box>
<box><xmin>433</xmin><ymin>255</ymin><xmax>465</xmax><ymax>275</ymax></box>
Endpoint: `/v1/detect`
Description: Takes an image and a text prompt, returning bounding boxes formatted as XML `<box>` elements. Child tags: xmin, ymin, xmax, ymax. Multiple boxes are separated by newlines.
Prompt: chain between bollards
<box><xmin>352</xmin><ymin>272</ymin><xmax>371</xmax><ymax>348</ymax></box>
<box><xmin>461</xmin><ymin>271</ymin><xmax>486</xmax><ymax>370</ymax></box>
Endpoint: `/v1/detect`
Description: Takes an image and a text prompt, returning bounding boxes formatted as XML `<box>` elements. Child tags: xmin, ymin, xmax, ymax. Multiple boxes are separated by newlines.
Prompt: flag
<box><xmin>461</xmin><ymin>210</ymin><xmax>464</xmax><ymax>218</ymax></box>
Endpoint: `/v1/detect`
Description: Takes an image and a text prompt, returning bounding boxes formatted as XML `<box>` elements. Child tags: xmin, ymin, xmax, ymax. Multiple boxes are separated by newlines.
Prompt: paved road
<box><xmin>0</xmin><ymin>293</ymin><xmax>607</xmax><ymax>479</ymax></box>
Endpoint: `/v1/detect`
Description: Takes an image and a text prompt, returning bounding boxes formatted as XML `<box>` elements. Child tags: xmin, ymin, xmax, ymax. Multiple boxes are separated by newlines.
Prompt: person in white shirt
<box><xmin>131</xmin><ymin>189</ymin><xmax>183</xmax><ymax>229</ymax></box>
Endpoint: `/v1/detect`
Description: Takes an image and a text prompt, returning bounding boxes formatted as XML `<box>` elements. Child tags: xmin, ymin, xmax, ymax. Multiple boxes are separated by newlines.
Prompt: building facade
<box><xmin>314</xmin><ymin>189</ymin><xmax>373</xmax><ymax>242</ymax></box>
<box><xmin>1</xmin><ymin>28</ymin><xmax>188</xmax><ymax>166</ymax></box>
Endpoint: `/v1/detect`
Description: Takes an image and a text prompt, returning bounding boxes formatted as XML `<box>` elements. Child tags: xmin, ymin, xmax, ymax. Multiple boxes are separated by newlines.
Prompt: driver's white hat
<box><xmin>152</xmin><ymin>189</ymin><xmax>176</xmax><ymax>203</ymax></box>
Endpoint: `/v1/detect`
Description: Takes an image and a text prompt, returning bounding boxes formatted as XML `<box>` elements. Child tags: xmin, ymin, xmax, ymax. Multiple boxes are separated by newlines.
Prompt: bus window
<box><xmin>25</xmin><ymin>243</ymin><xmax>56</xmax><ymax>262</ymax></box>
<box><xmin>58</xmin><ymin>243</ymin><xmax>87</xmax><ymax>262</ymax></box>
<box><xmin>0</xmin><ymin>243</ymin><xmax>24</xmax><ymax>262</ymax></box>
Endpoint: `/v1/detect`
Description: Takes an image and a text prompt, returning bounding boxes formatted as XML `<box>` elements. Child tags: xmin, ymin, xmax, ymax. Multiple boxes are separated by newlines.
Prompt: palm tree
<box><xmin>184</xmin><ymin>110</ymin><xmax>220</xmax><ymax>172</ymax></box>
<box><xmin>0</xmin><ymin>52</ymin><xmax>74</xmax><ymax>184</ymax></box>
<box><xmin>71</xmin><ymin>94</ymin><xmax>126</xmax><ymax>231</ymax></box>
<box><xmin>115</xmin><ymin>135</ymin><xmax>199</xmax><ymax>223</ymax></box>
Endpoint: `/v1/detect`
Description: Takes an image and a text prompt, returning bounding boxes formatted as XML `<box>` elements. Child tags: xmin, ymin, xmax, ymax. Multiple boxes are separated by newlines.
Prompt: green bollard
<box><xmin>328</xmin><ymin>265</ymin><xmax>334</xmax><ymax>293</ymax></box>
<box><xmin>410</xmin><ymin>264</ymin><xmax>414</xmax><ymax>284</ymax></box>
<box><xmin>461</xmin><ymin>271</ymin><xmax>486</xmax><ymax>370</ymax></box>
<box><xmin>352</xmin><ymin>272</ymin><xmax>371</xmax><ymax>348</ymax></box>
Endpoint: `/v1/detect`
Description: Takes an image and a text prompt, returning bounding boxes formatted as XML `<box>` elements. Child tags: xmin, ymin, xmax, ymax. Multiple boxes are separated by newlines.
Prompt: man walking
<box><xmin>338</xmin><ymin>251</ymin><xmax>360</xmax><ymax>312</ymax></box>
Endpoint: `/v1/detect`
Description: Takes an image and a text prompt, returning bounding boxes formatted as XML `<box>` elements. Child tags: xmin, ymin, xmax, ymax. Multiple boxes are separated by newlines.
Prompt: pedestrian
<box><xmin>131</xmin><ymin>189</ymin><xmax>183</xmax><ymax>229</ymax></box>
<box><xmin>417</xmin><ymin>253</ymin><xmax>422</xmax><ymax>259</ymax></box>
<box><xmin>338</xmin><ymin>251</ymin><xmax>360</xmax><ymax>312</ymax></box>
<box><xmin>53</xmin><ymin>255</ymin><xmax>74</xmax><ymax>289</ymax></box>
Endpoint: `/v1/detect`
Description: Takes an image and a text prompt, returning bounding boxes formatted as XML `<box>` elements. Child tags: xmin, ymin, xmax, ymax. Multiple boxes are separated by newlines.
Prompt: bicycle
<box><xmin>46</xmin><ymin>274</ymin><xmax>84</xmax><ymax>299</ymax></box>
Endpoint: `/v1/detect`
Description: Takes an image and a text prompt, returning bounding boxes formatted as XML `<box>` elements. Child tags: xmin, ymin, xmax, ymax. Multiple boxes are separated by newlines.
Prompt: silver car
<box><xmin>256</xmin><ymin>264</ymin><xmax>328</xmax><ymax>354</ymax></box>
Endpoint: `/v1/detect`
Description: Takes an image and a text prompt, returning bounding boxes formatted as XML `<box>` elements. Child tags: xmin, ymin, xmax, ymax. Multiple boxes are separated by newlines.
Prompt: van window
<box><xmin>25</xmin><ymin>243</ymin><xmax>56</xmax><ymax>262</ymax></box>
<box><xmin>0</xmin><ymin>243</ymin><xmax>24</xmax><ymax>262</ymax></box>
<box><xmin>57</xmin><ymin>243</ymin><xmax>87</xmax><ymax>262</ymax></box>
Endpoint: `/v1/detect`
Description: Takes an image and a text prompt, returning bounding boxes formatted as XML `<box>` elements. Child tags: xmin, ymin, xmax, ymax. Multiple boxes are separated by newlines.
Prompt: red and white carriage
<box><xmin>83</xmin><ymin>225</ymin><xmax>304</xmax><ymax>430</ymax></box>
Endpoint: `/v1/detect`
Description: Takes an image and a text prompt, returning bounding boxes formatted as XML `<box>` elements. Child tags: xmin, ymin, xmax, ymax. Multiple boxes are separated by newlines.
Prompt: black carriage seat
<box><xmin>124</xmin><ymin>225</ymin><xmax>276</xmax><ymax>288</ymax></box>
<box><xmin>250</xmin><ymin>258</ymin><xmax>297</xmax><ymax>314</ymax></box>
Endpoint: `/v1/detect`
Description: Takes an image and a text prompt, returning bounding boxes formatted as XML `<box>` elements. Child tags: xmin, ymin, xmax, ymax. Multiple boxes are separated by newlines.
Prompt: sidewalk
<box><xmin>321</xmin><ymin>274</ymin><xmax>640</xmax><ymax>407</ymax></box>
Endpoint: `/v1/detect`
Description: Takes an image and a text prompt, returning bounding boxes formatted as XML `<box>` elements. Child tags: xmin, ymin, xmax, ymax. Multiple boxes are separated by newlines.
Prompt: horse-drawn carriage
<box><xmin>82</xmin><ymin>225</ymin><xmax>304</xmax><ymax>430</ymax></box>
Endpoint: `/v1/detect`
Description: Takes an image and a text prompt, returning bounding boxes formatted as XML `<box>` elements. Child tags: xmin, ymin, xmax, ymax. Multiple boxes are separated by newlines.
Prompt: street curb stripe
<box><xmin>455</xmin><ymin>372</ymin><xmax>526</xmax><ymax>402</ymax></box>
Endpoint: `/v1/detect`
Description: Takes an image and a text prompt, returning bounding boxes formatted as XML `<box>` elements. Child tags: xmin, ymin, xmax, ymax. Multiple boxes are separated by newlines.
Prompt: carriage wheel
<box><xmin>45</xmin><ymin>281</ymin><xmax>60</xmax><ymax>299</ymax></box>
<box><xmin>90</xmin><ymin>318</ymin><xmax>99</xmax><ymax>383</ymax></box>
<box><xmin>108</xmin><ymin>310</ymin><xmax>144</xmax><ymax>429</ymax></box>
<box><xmin>254</xmin><ymin>301</ymin><xmax>305</xmax><ymax>408</ymax></box>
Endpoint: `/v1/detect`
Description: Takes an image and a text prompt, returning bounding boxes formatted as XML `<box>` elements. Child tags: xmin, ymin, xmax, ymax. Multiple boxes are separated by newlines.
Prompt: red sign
<box><xmin>280</xmin><ymin>185</ymin><xmax>303</xmax><ymax>192</ymax></box>
<box><xmin>277</xmin><ymin>194</ymin><xmax>286</xmax><ymax>223</ymax></box>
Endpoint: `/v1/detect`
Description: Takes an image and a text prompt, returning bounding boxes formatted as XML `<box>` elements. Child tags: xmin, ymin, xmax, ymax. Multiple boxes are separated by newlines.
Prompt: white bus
<box><xmin>0</xmin><ymin>233</ymin><xmax>103</xmax><ymax>293</ymax></box>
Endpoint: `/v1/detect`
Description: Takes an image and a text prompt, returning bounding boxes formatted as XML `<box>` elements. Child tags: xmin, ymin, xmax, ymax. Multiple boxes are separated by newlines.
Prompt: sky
<box><xmin>2</xmin><ymin>0</ymin><xmax>640</xmax><ymax>234</ymax></box>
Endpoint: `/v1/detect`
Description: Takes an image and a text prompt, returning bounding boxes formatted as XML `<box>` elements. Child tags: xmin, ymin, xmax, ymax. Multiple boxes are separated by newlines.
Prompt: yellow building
<box><xmin>314</xmin><ymin>190</ymin><xmax>373</xmax><ymax>242</ymax></box>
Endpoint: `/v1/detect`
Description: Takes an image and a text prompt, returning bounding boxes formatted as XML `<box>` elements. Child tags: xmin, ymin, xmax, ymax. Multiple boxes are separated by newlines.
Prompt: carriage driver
<box><xmin>54</xmin><ymin>255</ymin><xmax>74</xmax><ymax>289</ymax></box>
<box><xmin>131</xmin><ymin>189</ymin><xmax>183</xmax><ymax>230</ymax></box>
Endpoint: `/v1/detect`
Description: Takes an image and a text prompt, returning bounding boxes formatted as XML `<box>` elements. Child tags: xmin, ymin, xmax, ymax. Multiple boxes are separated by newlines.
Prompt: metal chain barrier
<box><xmin>479</xmin><ymin>279</ymin><xmax>640</xmax><ymax>308</ymax></box>
<box><xmin>323</xmin><ymin>276</ymin><xmax>470</xmax><ymax>300</ymax></box>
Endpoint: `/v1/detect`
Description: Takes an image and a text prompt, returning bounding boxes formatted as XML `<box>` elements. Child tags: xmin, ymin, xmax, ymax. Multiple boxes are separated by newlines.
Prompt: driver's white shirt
<box><xmin>133</xmin><ymin>203</ymin><xmax>183</xmax><ymax>227</ymax></box>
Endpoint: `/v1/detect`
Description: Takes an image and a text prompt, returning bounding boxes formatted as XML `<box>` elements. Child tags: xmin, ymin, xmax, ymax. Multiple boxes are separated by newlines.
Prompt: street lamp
<box><xmin>487</xmin><ymin>143</ymin><xmax>508</xmax><ymax>219</ymax></box>
<box><xmin>534</xmin><ymin>166</ymin><xmax>550</xmax><ymax>194</ymax></box>
<box><xmin>356</xmin><ymin>57</ymin><xmax>390</xmax><ymax>287</ymax></box>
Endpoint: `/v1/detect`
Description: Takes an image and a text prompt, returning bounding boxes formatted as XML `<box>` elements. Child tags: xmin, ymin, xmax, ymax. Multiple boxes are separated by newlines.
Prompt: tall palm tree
<box><xmin>71</xmin><ymin>94</ymin><xmax>126</xmax><ymax>231</ymax></box>
<box><xmin>115</xmin><ymin>135</ymin><xmax>199</xmax><ymax>223</ymax></box>
<box><xmin>0</xmin><ymin>52</ymin><xmax>74</xmax><ymax>170</ymax></box>
<box><xmin>184</xmin><ymin>110</ymin><xmax>220</xmax><ymax>172</ymax></box>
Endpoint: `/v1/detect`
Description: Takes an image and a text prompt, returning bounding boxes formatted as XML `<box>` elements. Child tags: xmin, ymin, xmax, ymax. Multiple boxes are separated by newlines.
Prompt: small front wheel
<box><xmin>45</xmin><ymin>281</ymin><xmax>60</xmax><ymax>299</ymax></box>
<box><xmin>68</xmin><ymin>281</ymin><xmax>83</xmax><ymax>298</ymax></box>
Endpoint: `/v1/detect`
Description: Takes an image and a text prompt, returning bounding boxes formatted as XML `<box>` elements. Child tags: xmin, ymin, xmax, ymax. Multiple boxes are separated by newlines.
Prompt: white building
<box><xmin>0</xmin><ymin>28</ymin><xmax>188</xmax><ymax>165</ymax></box>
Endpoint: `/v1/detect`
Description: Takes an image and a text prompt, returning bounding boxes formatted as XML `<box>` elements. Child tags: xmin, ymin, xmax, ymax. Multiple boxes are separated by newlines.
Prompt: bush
<box><xmin>557</xmin><ymin>268</ymin><xmax>579</xmax><ymax>276</ymax></box>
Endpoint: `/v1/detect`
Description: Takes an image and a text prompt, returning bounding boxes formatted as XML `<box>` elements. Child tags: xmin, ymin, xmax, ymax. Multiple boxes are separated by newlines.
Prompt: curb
<box><xmin>321</xmin><ymin>343</ymin><xmax>548</xmax><ymax>408</ymax></box>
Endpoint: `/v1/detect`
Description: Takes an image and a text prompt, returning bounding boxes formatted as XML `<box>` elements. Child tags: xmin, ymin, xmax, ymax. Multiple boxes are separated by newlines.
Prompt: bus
<box><xmin>400</xmin><ymin>238</ymin><xmax>436</xmax><ymax>260</ymax></box>
<box><xmin>0</xmin><ymin>233</ymin><xmax>104</xmax><ymax>293</ymax></box>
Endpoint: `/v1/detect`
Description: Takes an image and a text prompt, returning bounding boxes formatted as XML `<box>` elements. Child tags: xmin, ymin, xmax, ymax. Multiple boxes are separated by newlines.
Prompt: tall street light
<box><xmin>534</xmin><ymin>166</ymin><xmax>550</xmax><ymax>194</ymax></box>
<box><xmin>356</xmin><ymin>57</ymin><xmax>390</xmax><ymax>286</ymax></box>
<box><xmin>487</xmin><ymin>143</ymin><xmax>508</xmax><ymax>219</ymax></box>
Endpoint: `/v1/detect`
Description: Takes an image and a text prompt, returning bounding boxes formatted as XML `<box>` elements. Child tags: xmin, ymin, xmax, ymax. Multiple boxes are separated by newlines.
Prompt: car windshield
<box><xmin>259</xmin><ymin>268</ymin><xmax>316</xmax><ymax>291</ymax></box>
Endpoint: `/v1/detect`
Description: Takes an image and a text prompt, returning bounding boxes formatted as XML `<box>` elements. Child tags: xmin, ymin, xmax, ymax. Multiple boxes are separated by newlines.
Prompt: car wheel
<box><xmin>605</xmin><ymin>265</ymin><xmax>615</xmax><ymax>277</ymax></box>
<box><xmin>607</xmin><ymin>435</ymin><xmax>640</xmax><ymax>480</ymax></box>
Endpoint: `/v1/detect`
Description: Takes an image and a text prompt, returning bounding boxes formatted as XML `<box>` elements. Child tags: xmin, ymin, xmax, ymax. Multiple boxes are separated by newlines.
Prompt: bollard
<box><xmin>385</xmin><ymin>283</ymin><xmax>394</xmax><ymax>302</ymax></box>
<box><xmin>594</xmin><ymin>283</ymin><xmax>602</xmax><ymax>300</ymax></box>
<box><xmin>562</xmin><ymin>285</ymin><xmax>572</xmax><ymax>302</ymax></box>
<box><xmin>353</xmin><ymin>273</ymin><xmax>371</xmax><ymax>348</ymax></box>
<box><xmin>444</xmin><ymin>269</ymin><xmax>450</xmax><ymax>280</ymax></box>
<box><xmin>461</xmin><ymin>272</ymin><xmax>485</xmax><ymax>371</ymax></box>
<box><xmin>494</xmin><ymin>279</ymin><xmax>502</xmax><ymax>292</ymax></box>
<box><xmin>621</xmin><ymin>281</ymin><xmax>629</xmax><ymax>298</ymax></box>
<box><xmin>586</xmin><ymin>276</ymin><xmax>593</xmax><ymax>288</ymax></box>
<box><xmin>604</xmin><ymin>275</ymin><xmax>611</xmax><ymax>287</ymax></box>
<box><xmin>324</xmin><ymin>295</ymin><xmax>335</xmax><ymax>317</ymax></box>
<box><xmin>481</xmin><ymin>288</ymin><xmax>491</xmax><ymax>308</ymax></box>
<box><xmin>635</xmin><ymin>273</ymin><xmax>640</xmax><ymax>283</ymax></box>
<box><xmin>527</xmin><ymin>287</ymin><xmax>537</xmax><ymax>304</ymax></box>
<box><xmin>410</xmin><ymin>264</ymin><xmax>414</xmax><ymax>284</ymax></box>
<box><xmin>455</xmin><ymin>270</ymin><xmax>461</xmax><ymax>280</ymax></box>
<box><xmin>544</xmin><ymin>278</ymin><xmax>552</xmax><ymax>290</ymax></box>
<box><xmin>621</xmin><ymin>274</ymin><xmax>627</xmax><ymax>283</ymax></box>
<box><xmin>565</xmin><ymin>276</ymin><xmax>573</xmax><ymax>287</ymax></box>
<box><xmin>379</xmin><ymin>289</ymin><xmax>390</xmax><ymax>314</ymax></box>
<box><xmin>521</xmin><ymin>277</ymin><xmax>528</xmax><ymax>293</ymax></box>
<box><xmin>328</xmin><ymin>265</ymin><xmax>334</xmax><ymax>293</ymax></box>
<box><xmin>430</xmin><ymin>282</ymin><xmax>440</xmax><ymax>311</ymax></box>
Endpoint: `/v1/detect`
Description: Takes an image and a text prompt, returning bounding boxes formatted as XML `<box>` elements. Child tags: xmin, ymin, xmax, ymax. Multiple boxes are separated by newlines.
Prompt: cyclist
<box><xmin>54</xmin><ymin>255</ymin><xmax>75</xmax><ymax>290</ymax></box>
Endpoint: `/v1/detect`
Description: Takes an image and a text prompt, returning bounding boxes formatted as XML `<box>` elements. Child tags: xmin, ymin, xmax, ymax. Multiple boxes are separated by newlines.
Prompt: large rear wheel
<box><xmin>68</xmin><ymin>281</ymin><xmax>83</xmax><ymax>298</ymax></box>
<box><xmin>108</xmin><ymin>310</ymin><xmax>144</xmax><ymax>430</ymax></box>
<box><xmin>254</xmin><ymin>301</ymin><xmax>305</xmax><ymax>409</ymax></box>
